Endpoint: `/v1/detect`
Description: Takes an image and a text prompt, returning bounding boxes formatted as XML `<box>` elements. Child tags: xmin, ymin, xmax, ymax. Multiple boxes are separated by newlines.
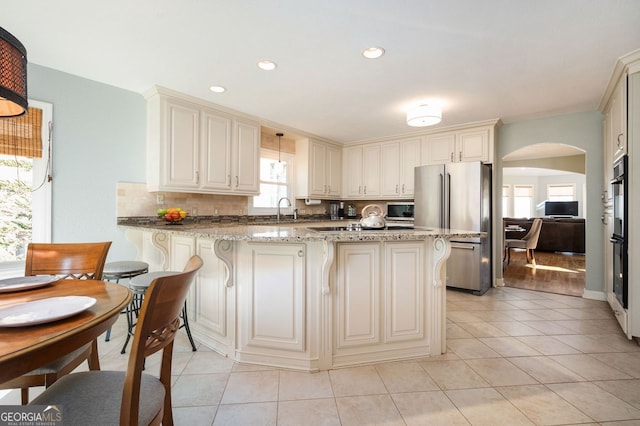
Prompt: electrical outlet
<box><xmin>156</xmin><ymin>194</ymin><xmax>165</xmax><ymax>205</ymax></box>
<box><xmin>191</xmin><ymin>207</ymin><xmax>198</xmax><ymax>216</ymax></box>
<box><xmin>300</xmin><ymin>209</ymin><xmax>305</xmax><ymax>214</ymax></box>
<box><xmin>214</xmin><ymin>209</ymin><xmax>219</xmax><ymax>216</ymax></box>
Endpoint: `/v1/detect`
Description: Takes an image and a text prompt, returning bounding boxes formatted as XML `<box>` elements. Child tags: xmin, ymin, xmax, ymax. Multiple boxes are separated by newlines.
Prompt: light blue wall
<box><xmin>27</xmin><ymin>64</ymin><xmax>146</xmax><ymax>261</ymax></box>
<box><xmin>497</xmin><ymin>111</ymin><xmax>604</xmax><ymax>295</ymax></box>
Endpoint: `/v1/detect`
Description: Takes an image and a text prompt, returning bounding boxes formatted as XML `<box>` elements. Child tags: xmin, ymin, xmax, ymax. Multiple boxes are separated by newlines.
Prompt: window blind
<box><xmin>0</xmin><ymin>106</ymin><xmax>42</xmax><ymax>158</ymax></box>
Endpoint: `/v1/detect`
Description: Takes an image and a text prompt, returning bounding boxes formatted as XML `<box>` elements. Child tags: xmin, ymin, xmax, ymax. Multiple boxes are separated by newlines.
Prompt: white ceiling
<box><xmin>3</xmin><ymin>0</ymin><xmax>640</xmax><ymax>144</ymax></box>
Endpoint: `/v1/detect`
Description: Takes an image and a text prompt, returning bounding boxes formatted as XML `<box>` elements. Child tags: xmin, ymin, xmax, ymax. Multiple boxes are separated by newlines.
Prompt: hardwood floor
<box><xmin>502</xmin><ymin>249</ymin><xmax>585</xmax><ymax>297</ymax></box>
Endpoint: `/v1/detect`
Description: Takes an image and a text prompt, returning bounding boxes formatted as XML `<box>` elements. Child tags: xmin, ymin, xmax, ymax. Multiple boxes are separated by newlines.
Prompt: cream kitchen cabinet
<box><xmin>236</xmin><ymin>242</ymin><xmax>316</xmax><ymax>368</ymax></box>
<box><xmin>333</xmin><ymin>241</ymin><xmax>427</xmax><ymax>366</ymax></box>
<box><xmin>146</xmin><ymin>87</ymin><xmax>259</xmax><ymax>195</ymax></box>
<box><xmin>296</xmin><ymin>138</ymin><xmax>342</xmax><ymax>199</ymax></box>
<box><xmin>343</xmin><ymin>144</ymin><xmax>381</xmax><ymax>198</ymax></box>
<box><xmin>603</xmin><ymin>72</ymin><xmax>627</xmax><ymax>192</ymax></box>
<box><xmin>424</xmin><ymin>127</ymin><xmax>492</xmax><ymax>165</ymax></box>
<box><xmin>381</xmin><ymin>137</ymin><xmax>422</xmax><ymax>198</ymax></box>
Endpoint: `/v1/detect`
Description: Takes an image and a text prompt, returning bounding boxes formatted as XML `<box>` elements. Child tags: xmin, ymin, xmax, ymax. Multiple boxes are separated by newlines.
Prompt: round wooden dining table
<box><xmin>0</xmin><ymin>279</ymin><xmax>132</xmax><ymax>384</ymax></box>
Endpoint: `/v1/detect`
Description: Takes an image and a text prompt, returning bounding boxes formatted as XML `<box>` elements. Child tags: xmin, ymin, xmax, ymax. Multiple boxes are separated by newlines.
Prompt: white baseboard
<box><xmin>582</xmin><ymin>289</ymin><xmax>607</xmax><ymax>301</ymax></box>
<box><xmin>494</xmin><ymin>278</ymin><xmax>505</xmax><ymax>287</ymax></box>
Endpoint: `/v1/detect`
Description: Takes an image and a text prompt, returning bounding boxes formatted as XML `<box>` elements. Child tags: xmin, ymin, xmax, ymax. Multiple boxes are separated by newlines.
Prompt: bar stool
<box><xmin>121</xmin><ymin>271</ymin><xmax>198</xmax><ymax>354</ymax></box>
<box><xmin>102</xmin><ymin>261</ymin><xmax>149</xmax><ymax>342</ymax></box>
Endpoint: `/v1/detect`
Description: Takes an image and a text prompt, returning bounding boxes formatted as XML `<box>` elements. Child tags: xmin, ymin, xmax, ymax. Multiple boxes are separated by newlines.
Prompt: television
<box><xmin>544</xmin><ymin>201</ymin><xmax>578</xmax><ymax>217</ymax></box>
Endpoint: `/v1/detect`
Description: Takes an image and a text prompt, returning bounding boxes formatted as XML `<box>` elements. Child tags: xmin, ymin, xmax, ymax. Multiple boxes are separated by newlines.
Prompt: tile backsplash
<box><xmin>116</xmin><ymin>182</ymin><xmax>332</xmax><ymax>218</ymax></box>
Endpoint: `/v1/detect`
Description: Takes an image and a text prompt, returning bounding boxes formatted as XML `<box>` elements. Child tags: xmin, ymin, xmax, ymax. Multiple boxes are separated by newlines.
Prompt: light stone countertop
<box><xmin>120</xmin><ymin>220</ymin><xmax>485</xmax><ymax>243</ymax></box>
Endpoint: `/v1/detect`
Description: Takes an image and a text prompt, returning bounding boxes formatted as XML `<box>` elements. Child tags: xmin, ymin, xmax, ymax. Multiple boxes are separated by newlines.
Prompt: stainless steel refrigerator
<box><xmin>414</xmin><ymin>162</ymin><xmax>492</xmax><ymax>295</ymax></box>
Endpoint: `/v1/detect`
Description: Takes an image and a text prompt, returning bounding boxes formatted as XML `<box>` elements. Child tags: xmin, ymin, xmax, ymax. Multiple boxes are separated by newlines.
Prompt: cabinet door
<box><xmin>611</xmin><ymin>75</ymin><xmax>627</xmax><ymax>160</ymax></box>
<box><xmin>239</xmin><ymin>243</ymin><xmax>306</xmax><ymax>352</ymax></box>
<box><xmin>362</xmin><ymin>145</ymin><xmax>381</xmax><ymax>196</ymax></box>
<box><xmin>164</xmin><ymin>100</ymin><xmax>200</xmax><ymax>188</ymax></box>
<box><xmin>326</xmin><ymin>144</ymin><xmax>342</xmax><ymax>197</ymax></box>
<box><xmin>458</xmin><ymin>129</ymin><xmax>489</xmax><ymax>163</ymax></box>
<box><xmin>399</xmin><ymin>138</ymin><xmax>421</xmax><ymax>196</ymax></box>
<box><xmin>384</xmin><ymin>242</ymin><xmax>424</xmax><ymax>342</ymax></box>
<box><xmin>424</xmin><ymin>133</ymin><xmax>456</xmax><ymax>165</ymax></box>
<box><xmin>309</xmin><ymin>141</ymin><xmax>328</xmax><ymax>196</ymax></box>
<box><xmin>233</xmin><ymin>120</ymin><xmax>260</xmax><ymax>194</ymax></box>
<box><xmin>335</xmin><ymin>243</ymin><xmax>381</xmax><ymax>348</ymax></box>
<box><xmin>195</xmin><ymin>239</ymin><xmax>235</xmax><ymax>351</ymax></box>
<box><xmin>381</xmin><ymin>142</ymin><xmax>400</xmax><ymax>197</ymax></box>
<box><xmin>344</xmin><ymin>146</ymin><xmax>364</xmax><ymax>197</ymax></box>
<box><xmin>201</xmin><ymin>110</ymin><xmax>232</xmax><ymax>190</ymax></box>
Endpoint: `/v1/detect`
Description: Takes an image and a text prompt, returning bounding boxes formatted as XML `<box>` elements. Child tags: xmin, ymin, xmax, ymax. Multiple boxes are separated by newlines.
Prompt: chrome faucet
<box><xmin>277</xmin><ymin>197</ymin><xmax>292</xmax><ymax>223</ymax></box>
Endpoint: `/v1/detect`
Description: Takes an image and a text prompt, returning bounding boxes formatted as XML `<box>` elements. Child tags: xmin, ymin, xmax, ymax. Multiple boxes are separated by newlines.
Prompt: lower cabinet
<box><xmin>235</xmin><ymin>242</ymin><xmax>320</xmax><ymax>370</ymax></box>
<box><xmin>333</xmin><ymin>241</ymin><xmax>427</xmax><ymax>366</ymax></box>
<box><xmin>193</xmin><ymin>239</ymin><xmax>236</xmax><ymax>355</ymax></box>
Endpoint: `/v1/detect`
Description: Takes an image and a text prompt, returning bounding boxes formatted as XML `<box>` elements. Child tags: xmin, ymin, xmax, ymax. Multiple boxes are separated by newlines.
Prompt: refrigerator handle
<box><xmin>445</xmin><ymin>172</ymin><xmax>451</xmax><ymax>229</ymax></box>
<box><xmin>439</xmin><ymin>173</ymin><xmax>445</xmax><ymax>228</ymax></box>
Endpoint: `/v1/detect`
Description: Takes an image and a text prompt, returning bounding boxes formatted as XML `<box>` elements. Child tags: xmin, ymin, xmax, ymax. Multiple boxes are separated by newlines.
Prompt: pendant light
<box><xmin>274</xmin><ymin>132</ymin><xmax>285</xmax><ymax>177</ymax></box>
<box><xmin>0</xmin><ymin>27</ymin><xmax>28</xmax><ymax>117</ymax></box>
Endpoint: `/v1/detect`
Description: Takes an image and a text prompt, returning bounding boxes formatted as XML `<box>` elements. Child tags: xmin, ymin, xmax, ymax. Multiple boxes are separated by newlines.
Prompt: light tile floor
<box><xmin>2</xmin><ymin>286</ymin><xmax>640</xmax><ymax>425</ymax></box>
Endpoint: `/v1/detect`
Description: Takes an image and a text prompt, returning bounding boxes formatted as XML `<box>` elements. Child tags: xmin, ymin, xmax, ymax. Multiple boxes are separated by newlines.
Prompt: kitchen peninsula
<box><xmin>120</xmin><ymin>221</ymin><xmax>483</xmax><ymax>371</ymax></box>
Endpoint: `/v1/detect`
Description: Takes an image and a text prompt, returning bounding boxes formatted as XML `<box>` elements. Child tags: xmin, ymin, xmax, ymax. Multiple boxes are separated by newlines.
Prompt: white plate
<box><xmin>0</xmin><ymin>275</ymin><xmax>60</xmax><ymax>293</ymax></box>
<box><xmin>0</xmin><ymin>296</ymin><xmax>97</xmax><ymax>327</ymax></box>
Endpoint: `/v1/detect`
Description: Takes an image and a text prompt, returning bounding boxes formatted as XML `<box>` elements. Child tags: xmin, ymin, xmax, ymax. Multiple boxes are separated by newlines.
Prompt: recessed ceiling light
<box><xmin>363</xmin><ymin>47</ymin><xmax>385</xmax><ymax>59</ymax></box>
<box><xmin>257</xmin><ymin>60</ymin><xmax>277</xmax><ymax>71</ymax></box>
<box><xmin>209</xmin><ymin>85</ymin><xmax>226</xmax><ymax>93</ymax></box>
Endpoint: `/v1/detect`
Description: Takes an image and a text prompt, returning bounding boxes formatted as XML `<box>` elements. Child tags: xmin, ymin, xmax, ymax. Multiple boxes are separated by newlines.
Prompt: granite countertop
<box><xmin>120</xmin><ymin>220</ymin><xmax>485</xmax><ymax>243</ymax></box>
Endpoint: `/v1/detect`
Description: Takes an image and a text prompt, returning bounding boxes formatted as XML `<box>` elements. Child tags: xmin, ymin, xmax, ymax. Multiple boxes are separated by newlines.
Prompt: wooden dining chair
<box><xmin>0</xmin><ymin>242</ymin><xmax>111</xmax><ymax>404</ymax></box>
<box><xmin>30</xmin><ymin>255</ymin><xmax>204</xmax><ymax>426</ymax></box>
<box><xmin>505</xmin><ymin>218</ymin><xmax>543</xmax><ymax>265</ymax></box>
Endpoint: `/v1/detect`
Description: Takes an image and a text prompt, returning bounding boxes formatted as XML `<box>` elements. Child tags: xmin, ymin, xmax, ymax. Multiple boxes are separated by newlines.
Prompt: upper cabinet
<box><xmin>424</xmin><ymin>127</ymin><xmax>492</xmax><ymax>165</ymax></box>
<box><xmin>296</xmin><ymin>138</ymin><xmax>342</xmax><ymax>199</ymax></box>
<box><xmin>146</xmin><ymin>87</ymin><xmax>259</xmax><ymax>195</ymax></box>
<box><xmin>343</xmin><ymin>145</ymin><xmax>381</xmax><ymax>198</ymax></box>
<box><xmin>381</xmin><ymin>137</ymin><xmax>421</xmax><ymax>198</ymax></box>
<box><xmin>604</xmin><ymin>72</ymin><xmax>628</xmax><ymax>171</ymax></box>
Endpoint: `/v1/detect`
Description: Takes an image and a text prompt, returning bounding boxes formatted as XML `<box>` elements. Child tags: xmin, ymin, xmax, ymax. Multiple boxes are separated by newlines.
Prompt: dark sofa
<box><xmin>503</xmin><ymin>217</ymin><xmax>585</xmax><ymax>254</ymax></box>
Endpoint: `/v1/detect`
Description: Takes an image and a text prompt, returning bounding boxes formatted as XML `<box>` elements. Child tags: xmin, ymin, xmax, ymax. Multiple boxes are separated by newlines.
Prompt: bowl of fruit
<box><xmin>158</xmin><ymin>207</ymin><xmax>187</xmax><ymax>224</ymax></box>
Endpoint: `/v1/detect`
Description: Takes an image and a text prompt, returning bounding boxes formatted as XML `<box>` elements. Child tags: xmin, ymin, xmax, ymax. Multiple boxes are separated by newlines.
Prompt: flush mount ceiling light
<box><xmin>257</xmin><ymin>60</ymin><xmax>277</xmax><ymax>71</ymax></box>
<box><xmin>209</xmin><ymin>85</ymin><xmax>226</xmax><ymax>93</ymax></box>
<box><xmin>0</xmin><ymin>26</ymin><xmax>28</xmax><ymax>117</ymax></box>
<box><xmin>406</xmin><ymin>104</ymin><xmax>442</xmax><ymax>127</ymax></box>
<box><xmin>362</xmin><ymin>47</ymin><xmax>385</xmax><ymax>59</ymax></box>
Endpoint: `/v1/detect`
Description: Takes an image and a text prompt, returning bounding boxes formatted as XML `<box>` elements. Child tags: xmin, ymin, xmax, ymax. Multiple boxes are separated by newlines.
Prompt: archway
<box><xmin>501</xmin><ymin>143</ymin><xmax>586</xmax><ymax>296</ymax></box>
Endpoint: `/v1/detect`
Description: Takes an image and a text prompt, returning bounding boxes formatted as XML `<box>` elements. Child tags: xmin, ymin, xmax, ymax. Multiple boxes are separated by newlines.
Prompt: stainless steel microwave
<box><xmin>386</xmin><ymin>202</ymin><xmax>414</xmax><ymax>221</ymax></box>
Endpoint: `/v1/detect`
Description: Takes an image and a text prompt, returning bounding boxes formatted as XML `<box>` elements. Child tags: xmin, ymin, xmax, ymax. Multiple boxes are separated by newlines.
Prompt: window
<box><xmin>0</xmin><ymin>100</ymin><xmax>52</xmax><ymax>277</ymax></box>
<box><xmin>547</xmin><ymin>184</ymin><xmax>575</xmax><ymax>201</ymax></box>
<box><xmin>513</xmin><ymin>185</ymin><xmax>534</xmax><ymax>218</ymax></box>
<box><xmin>502</xmin><ymin>185</ymin><xmax>511</xmax><ymax>217</ymax></box>
<box><xmin>249</xmin><ymin>149</ymin><xmax>294</xmax><ymax>215</ymax></box>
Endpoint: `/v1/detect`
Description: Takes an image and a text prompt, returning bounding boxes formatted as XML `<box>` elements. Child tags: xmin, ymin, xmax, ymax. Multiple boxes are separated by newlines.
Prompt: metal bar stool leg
<box><xmin>180</xmin><ymin>301</ymin><xmax>197</xmax><ymax>351</ymax></box>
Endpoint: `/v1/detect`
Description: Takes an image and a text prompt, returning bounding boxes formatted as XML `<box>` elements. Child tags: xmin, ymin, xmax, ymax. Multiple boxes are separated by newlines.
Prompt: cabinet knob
<box><xmin>297</xmin><ymin>250</ymin><xmax>304</xmax><ymax>258</ymax></box>
<box><xmin>402</xmin><ymin>184</ymin><xmax>405</xmax><ymax>193</ymax></box>
<box><xmin>396</xmin><ymin>184</ymin><xmax>399</xmax><ymax>194</ymax></box>
<box><xmin>617</xmin><ymin>133</ymin><xmax>623</xmax><ymax>148</ymax></box>
<box><xmin>227</xmin><ymin>174</ymin><xmax>231</xmax><ymax>186</ymax></box>
<box><xmin>195</xmin><ymin>171</ymin><xmax>199</xmax><ymax>185</ymax></box>
<box><xmin>359</xmin><ymin>185</ymin><xmax>362</xmax><ymax>194</ymax></box>
<box><xmin>459</xmin><ymin>151</ymin><xmax>462</xmax><ymax>162</ymax></box>
<box><xmin>364</xmin><ymin>186</ymin><xmax>367</xmax><ymax>195</ymax></box>
<box><xmin>450</xmin><ymin>152</ymin><xmax>454</xmax><ymax>162</ymax></box>
<box><xmin>236</xmin><ymin>176</ymin><xmax>239</xmax><ymax>187</ymax></box>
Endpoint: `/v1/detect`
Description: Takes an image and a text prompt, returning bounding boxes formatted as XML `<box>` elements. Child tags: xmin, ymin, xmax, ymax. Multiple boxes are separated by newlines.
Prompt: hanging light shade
<box><xmin>0</xmin><ymin>27</ymin><xmax>28</xmax><ymax>117</ymax></box>
<box><xmin>406</xmin><ymin>104</ymin><xmax>441</xmax><ymax>127</ymax></box>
